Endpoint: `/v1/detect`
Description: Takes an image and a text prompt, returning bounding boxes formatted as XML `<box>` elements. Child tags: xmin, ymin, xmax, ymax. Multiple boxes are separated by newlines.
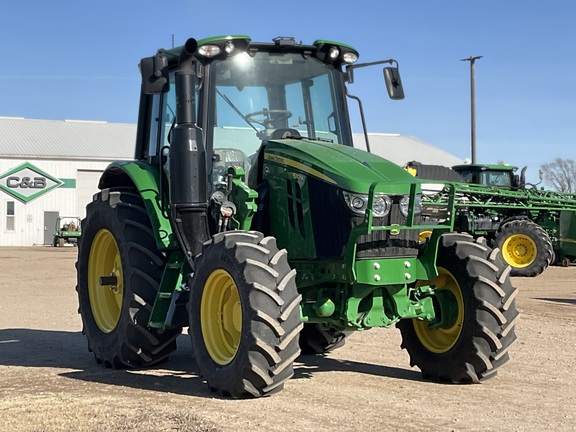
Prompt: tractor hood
<box><xmin>264</xmin><ymin>139</ymin><xmax>422</xmax><ymax>195</ymax></box>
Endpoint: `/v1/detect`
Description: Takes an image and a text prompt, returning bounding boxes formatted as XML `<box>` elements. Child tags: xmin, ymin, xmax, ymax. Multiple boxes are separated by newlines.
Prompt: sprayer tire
<box><xmin>76</xmin><ymin>188</ymin><xmax>180</xmax><ymax>368</ymax></box>
<box><xmin>188</xmin><ymin>231</ymin><xmax>302</xmax><ymax>398</ymax></box>
<box><xmin>495</xmin><ymin>219</ymin><xmax>553</xmax><ymax>277</ymax></box>
<box><xmin>406</xmin><ymin>162</ymin><xmax>464</xmax><ymax>182</ymax></box>
<box><xmin>397</xmin><ymin>232</ymin><xmax>518</xmax><ymax>383</ymax></box>
<box><xmin>299</xmin><ymin>324</ymin><xmax>350</xmax><ymax>355</ymax></box>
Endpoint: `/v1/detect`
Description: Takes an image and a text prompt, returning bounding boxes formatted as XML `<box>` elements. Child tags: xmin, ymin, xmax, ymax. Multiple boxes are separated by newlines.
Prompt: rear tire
<box><xmin>495</xmin><ymin>219</ymin><xmax>553</xmax><ymax>277</ymax></box>
<box><xmin>76</xmin><ymin>188</ymin><xmax>180</xmax><ymax>368</ymax></box>
<box><xmin>188</xmin><ymin>231</ymin><xmax>302</xmax><ymax>398</ymax></box>
<box><xmin>397</xmin><ymin>233</ymin><xmax>518</xmax><ymax>383</ymax></box>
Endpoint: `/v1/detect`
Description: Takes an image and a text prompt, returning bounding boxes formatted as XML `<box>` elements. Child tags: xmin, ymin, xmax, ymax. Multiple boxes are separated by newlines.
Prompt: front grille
<box><xmin>355</xmin><ymin>201</ymin><xmax>419</xmax><ymax>259</ymax></box>
<box><xmin>307</xmin><ymin>178</ymin><xmax>419</xmax><ymax>259</ymax></box>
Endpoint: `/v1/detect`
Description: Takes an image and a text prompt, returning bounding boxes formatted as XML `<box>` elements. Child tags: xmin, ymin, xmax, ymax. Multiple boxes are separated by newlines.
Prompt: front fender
<box><xmin>99</xmin><ymin>161</ymin><xmax>177</xmax><ymax>250</ymax></box>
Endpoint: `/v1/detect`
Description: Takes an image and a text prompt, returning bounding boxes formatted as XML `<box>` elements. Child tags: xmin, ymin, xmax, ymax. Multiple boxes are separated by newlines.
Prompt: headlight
<box><xmin>198</xmin><ymin>44</ymin><xmax>222</xmax><ymax>58</ymax></box>
<box><xmin>342</xmin><ymin>52</ymin><xmax>358</xmax><ymax>64</ymax></box>
<box><xmin>399</xmin><ymin>194</ymin><xmax>422</xmax><ymax>217</ymax></box>
<box><xmin>343</xmin><ymin>191</ymin><xmax>392</xmax><ymax>217</ymax></box>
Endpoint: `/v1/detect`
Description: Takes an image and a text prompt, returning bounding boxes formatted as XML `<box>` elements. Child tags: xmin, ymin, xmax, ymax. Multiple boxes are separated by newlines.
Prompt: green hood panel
<box><xmin>265</xmin><ymin>140</ymin><xmax>421</xmax><ymax>194</ymax></box>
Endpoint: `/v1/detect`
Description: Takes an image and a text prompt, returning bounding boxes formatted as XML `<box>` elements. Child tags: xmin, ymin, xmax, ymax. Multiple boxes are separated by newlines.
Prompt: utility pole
<box><xmin>460</xmin><ymin>56</ymin><xmax>482</xmax><ymax>164</ymax></box>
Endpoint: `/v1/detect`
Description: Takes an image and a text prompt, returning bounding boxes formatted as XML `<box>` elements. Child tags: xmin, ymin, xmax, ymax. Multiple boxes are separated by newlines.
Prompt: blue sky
<box><xmin>1</xmin><ymin>1</ymin><xmax>575</xmax><ymax>184</ymax></box>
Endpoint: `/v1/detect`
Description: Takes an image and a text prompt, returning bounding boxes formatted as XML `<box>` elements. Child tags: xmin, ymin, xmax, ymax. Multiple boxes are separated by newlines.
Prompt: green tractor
<box><xmin>76</xmin><ymin>36</ymin><xmax>517</xmax><ymax>398</ymax></box>
<box><xmin>53</xmin><ymin>216</ymin><xmax>81</xmax><ymax>247</ymax></box>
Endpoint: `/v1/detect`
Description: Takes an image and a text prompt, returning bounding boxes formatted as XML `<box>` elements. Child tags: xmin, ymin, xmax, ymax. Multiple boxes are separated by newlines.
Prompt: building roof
<box><xmin>0</xmin><ymin>117</ymin><xmax>462</xmax><ymax>167</ymax></box>
<box><xmin>0</xmin><ymin>117</ymin><xmax>136</xmax><ymax>161</ymax></box>
<box><xmin>353</xmin><ymin>133</ymin><xmax>463</xmax><ymax>167</ymax></box>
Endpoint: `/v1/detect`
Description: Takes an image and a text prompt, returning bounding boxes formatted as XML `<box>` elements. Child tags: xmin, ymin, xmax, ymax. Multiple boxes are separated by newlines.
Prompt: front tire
<box><xmin>76</xmin><ymin>188</ymin><xmax>180</xmax><ymax>368</ymax></box>
<box><xmin>189</xmin><ymin>231</ymin><xmax>302</xmax><ymax>398</ymax></box>
<box><xmin>495</xmin><ymin>219</ymin><xmax>553</xmax><ymax>277</ymax></box>
<box><xmin>397</xmin><ymin>233</ymin><xmax>518</xmax><ymax>383</ymax></box>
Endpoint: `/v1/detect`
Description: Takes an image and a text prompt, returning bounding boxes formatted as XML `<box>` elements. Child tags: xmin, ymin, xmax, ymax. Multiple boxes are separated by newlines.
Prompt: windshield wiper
<box><xmin>216</xmin><ymin>89</ymin><xmax>259</xmax><ymax>133</ymax></box>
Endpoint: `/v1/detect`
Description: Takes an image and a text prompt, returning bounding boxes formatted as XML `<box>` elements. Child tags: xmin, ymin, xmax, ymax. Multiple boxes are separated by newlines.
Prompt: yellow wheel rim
<box><xmin>88</xmin><ymin>229</ymin><xmax>123</xmax><ymax>333</ymax></box>
<box><xmin>419</xmin><ymin>230</ymin><xmax>433</xmax><ymax>243</ymax></box>
<box><xmin>201</xmin><ymin>269</ymin><xmax>242</xmax><ymax>365</ymax></box>
<box><xmin>502</xmin><ymin>234</ymin><xmax>536</xmax><ymax>268</ymax></box>
<box><xmin>413</xmin><ymin>267</ymin><xmax>464</xmax><ymax>353</ymax></box>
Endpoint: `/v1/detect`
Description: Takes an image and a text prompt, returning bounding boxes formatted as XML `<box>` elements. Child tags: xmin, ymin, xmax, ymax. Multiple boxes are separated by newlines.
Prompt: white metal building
<box><xmin>352</xmin><ymin>133</ymin><xmax>463</xmax><ymax>167</ymax></box>
<box><xmin>0</xmin><ymin>117</ymin><xmax>461</xmax><ymax>246</ymax></box>
<box><xmin>0</xmin><ymin>117</ymin><xmax>135</xmax><ymax>246</ymax></box>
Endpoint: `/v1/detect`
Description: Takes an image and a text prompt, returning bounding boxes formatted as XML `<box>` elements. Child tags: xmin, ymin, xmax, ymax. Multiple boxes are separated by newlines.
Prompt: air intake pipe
<box><xmin>169</xmin><ymin>38</ymin><xmax>210</xmax><ymax>259</ymax></box>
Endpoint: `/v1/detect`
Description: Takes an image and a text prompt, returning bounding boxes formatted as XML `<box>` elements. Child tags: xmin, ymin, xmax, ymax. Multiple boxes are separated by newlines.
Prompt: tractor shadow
<box><xmin>536</xmin><ymin>297</ymin><xmax>576</xmax><ymax>306</ymax></box>
<box><xmin>293</xmin><ymin>354</ymin><xmax>422</xmax><ymax>382</ymax></box>
<box><xmin>0</xmin><ymin>328</ymin><xmax>422</xmax><ymax>399</ymax></box>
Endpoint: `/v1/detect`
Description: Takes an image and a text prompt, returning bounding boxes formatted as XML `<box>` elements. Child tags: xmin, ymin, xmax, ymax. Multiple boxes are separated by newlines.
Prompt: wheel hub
<box><xmin>503</xmin><ymin>234</ymin><xmax>536</xmax><ymax>267</ymax></box>
<box><xmin>201</xmin><ymin>269</ymin><xmax>242</xmax><ymax>365</ymax></box>
<box><xmin>88</xmin><ymin>229</ymin><xmax>123</xmax><ymax>333</ymax></box>
<box><xmin>413</xmin><ymin>268</ymin><xmax>464</xmax><ymax>353</ymax></box>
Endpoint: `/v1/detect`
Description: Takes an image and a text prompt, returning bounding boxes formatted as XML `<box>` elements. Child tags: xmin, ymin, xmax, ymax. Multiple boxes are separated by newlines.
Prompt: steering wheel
<box><xmin>245</xmin><ymin>110</ymin><xmax>293</xmax><ymax>127</ymax></box>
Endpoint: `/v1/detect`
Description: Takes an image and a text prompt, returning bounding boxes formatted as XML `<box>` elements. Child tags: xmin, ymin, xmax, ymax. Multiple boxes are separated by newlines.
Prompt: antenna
<box><xmin>172</xmin><ymin>34</ymin><xmax>175</xmax><ymax>49</ymax></box>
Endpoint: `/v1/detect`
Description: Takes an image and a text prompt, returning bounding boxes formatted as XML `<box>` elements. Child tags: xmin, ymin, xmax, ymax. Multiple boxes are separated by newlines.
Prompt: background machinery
<box><xmin>407</xmin><ymin>161</ymin><xmax>576</xmax><ymax>275</ymax></box>
<box><xmin>76</xmin><ymin>36</ymin><xmax>517</xmax><ymax>398</ymax></box>
<box><xmin>53</xmin><ymin>216</ymin><xmax>81</xmax><ymax>247</ymax></box>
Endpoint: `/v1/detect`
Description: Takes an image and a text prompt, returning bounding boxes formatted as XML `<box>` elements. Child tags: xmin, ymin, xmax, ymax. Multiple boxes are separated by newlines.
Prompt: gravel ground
<box><xmin>0</xmin><ymin>246</ymin><xmax>575</xmax><ymax>431</ymax></box>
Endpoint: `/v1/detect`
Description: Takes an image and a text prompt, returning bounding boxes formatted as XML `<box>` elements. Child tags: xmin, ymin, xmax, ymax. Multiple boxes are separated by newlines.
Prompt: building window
<box><xmin>6</xmin><ymin>201</ymin><xmax>15</xmax><ymax>231</ymax></box>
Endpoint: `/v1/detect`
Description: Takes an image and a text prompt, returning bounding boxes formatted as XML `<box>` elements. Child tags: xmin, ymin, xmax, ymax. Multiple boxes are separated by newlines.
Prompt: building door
<box><xmin>44</xmin><ymin>211</ymin><xmax>59</xmax><ymax>245</ymax></box>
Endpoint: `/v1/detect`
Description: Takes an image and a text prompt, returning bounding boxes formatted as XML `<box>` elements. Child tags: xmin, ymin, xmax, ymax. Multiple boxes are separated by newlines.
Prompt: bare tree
<box><xmin>540</xmin><ymin>157</ymin><xmax>576</xmax><ymax>192</ymax></box>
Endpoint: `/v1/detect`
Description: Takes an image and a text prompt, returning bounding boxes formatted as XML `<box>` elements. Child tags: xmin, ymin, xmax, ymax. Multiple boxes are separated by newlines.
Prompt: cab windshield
<box><xmin>482</xmin><ymin>171</ymin><xmax>512</xmax><ymax>187</ymax></box>
<box><xmin>208</xmin><ymin>51</ymin><xmax>349</xmax><ymax>158</ymax></box>
<box><xmin>459</xmin><ymin>169</ymin><xmax>512</xmax><ymax>187</ymax></box>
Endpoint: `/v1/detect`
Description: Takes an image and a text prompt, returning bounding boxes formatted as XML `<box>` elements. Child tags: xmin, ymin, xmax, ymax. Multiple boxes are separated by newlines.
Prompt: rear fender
<box><xmin>98</xmin><ymin>161</ymin><xmax>176</xmax><ymax>250</ymax></box>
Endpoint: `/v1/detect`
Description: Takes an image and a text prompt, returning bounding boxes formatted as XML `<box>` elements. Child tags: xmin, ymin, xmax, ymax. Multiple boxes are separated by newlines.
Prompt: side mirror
<box><xmin>140</xmin><ymin>54</ymin><xmax>169</xmax><ymax>95</ymax></box>
<box><xmin>383</xmin><ymin>66</ymin><xmax>405</xmax><ymax>100</ymax></box>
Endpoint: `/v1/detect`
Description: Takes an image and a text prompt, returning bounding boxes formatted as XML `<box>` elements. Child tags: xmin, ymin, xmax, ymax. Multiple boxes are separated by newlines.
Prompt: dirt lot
<box><xmin>1</xmin><ymin>246</ymin><xmax>575</xmax><ymax>432</ymax></box>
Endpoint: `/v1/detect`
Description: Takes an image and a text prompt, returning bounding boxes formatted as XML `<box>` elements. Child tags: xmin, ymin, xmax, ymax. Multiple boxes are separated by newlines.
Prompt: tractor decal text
<box><xmin>264</xmin><ymin>153</ymin><xmax>336</xmax><ymax>185</ymax></box>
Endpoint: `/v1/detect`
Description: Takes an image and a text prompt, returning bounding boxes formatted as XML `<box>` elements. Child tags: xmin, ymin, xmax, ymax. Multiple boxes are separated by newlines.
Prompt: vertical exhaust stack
<box><xmin>169</xmin><ymin>38</ymin><xmax>210</xmax><ymax>259</ymax></box>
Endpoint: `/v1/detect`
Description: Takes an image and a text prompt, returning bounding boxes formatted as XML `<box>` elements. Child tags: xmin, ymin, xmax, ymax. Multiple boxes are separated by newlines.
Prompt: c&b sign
<box><xmin>0</xmin><ymin>162</ymin><xmax>63</xmax><ymax>203</ymax></box>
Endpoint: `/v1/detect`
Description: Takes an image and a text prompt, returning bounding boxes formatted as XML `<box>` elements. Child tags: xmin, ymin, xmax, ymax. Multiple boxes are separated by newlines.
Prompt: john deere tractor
<box><xmin>76</xmin><ymin>36</ymin><xmax>517</xmax><ymax>398</ymax></box>
<box><xmin>53</xmin><ymin>216</ymin><xmax>81</xmax><ymax>247</ymax></box>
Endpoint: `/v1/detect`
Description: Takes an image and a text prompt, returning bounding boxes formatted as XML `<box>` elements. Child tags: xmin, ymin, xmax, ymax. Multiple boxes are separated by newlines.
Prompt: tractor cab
<box><xmin>136</xmin><ymin>36</ymin><xmax>403</xmax><ymax>192</ymax></box>
<box><xmin>452</xmin><ymin>163</ymin><xmax>522</xmax><ymax>189</ymax></box>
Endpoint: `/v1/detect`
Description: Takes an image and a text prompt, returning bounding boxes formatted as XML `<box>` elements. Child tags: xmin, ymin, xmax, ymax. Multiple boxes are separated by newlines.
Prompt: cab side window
<box><xmin>146</xmin><ymin>93</ymin><xmax>161</xmax><ymax>158</ymax></box>
<box><xmin>159</xmin><ymin>73</ymin><xmax>177</xmax><ymax>152</ymax></box>
<box><xmin>146</xmin><ymin>73</ymin><xmax>178</xmax><ymax>160</ymax></box>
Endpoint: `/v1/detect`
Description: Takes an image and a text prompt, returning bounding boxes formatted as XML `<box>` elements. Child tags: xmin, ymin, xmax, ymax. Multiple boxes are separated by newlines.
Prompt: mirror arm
<box><xmin>345</xmin><ymin>86</ymin><xmax>371</xmax><ymax>153</ymax></box>
<box><xmin>346</xmin><ymin>59</ymin><xmax>398</xmax><ymax>83</ymax></box>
